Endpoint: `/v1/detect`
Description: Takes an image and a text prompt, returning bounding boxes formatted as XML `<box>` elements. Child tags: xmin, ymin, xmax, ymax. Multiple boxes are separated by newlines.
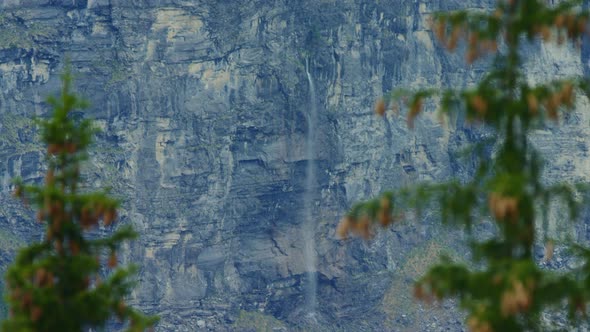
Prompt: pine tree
<box><xmin>3</xmin><ymin>70</ymin><xmax>158</xmax><ymax>331</ymax></box>
<box><xmin>339</xmin><ymin>1</ymin><xmax>590</xmax><ymax>330</ymax></box>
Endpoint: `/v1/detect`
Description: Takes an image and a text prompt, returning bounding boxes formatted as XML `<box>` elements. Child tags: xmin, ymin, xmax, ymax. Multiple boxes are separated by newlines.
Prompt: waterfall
<box><xmin>2</xmin><ymin>170</ymin><xmax>9</xmax><ymax>193</ymax></box>
<box><xmin>303</xmin><ymin>58</ymin><xmax>318</xmax><ymax>315</ymax></box>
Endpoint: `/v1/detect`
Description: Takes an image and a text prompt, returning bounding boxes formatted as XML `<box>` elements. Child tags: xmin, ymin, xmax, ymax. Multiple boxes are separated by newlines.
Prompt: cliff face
<box><xmin>1</xmin><ymin>0</ymin><xmax>589</xmax><ymax>330</ymax></box>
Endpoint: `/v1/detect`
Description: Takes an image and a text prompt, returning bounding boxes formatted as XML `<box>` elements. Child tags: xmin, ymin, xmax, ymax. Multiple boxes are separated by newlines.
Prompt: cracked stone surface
<box><xmin>1</xmin><ymin>1</ymin><xmax>589</xmax><ymax>330</ymax></box>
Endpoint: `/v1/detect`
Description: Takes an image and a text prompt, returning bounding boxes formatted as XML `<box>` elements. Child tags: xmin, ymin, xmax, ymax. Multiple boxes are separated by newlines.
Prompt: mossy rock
<box><xmin>0</xmin><ymin>14</ymin><xmax>56</xmax><ymax>50</ymax></box>
<box><xmin>233</xmin><ymin>310</ymin><xmax>287</xmax><ymax>332</ymax></box>
<box><xmin>381</xmin><ymin>233</ymin><xmax>465</xmax><ymax>329</ymax></box>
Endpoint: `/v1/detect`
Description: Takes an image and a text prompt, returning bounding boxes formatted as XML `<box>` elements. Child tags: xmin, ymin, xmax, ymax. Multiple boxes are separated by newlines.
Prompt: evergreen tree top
<box><xmin>3</xmin><ymin>69</ymin><xmax>158</xmax><ymax>332</ymax></box>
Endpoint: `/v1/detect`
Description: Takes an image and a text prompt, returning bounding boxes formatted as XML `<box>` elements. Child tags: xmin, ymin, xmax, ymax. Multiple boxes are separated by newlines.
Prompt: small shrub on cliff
<box><xmin>2</xmin><ymin>70</ymin><xmax>158</xmax><ymax>331</ymax></box>
<box><xmin>340</xmin><ymin>1</ymin><xmax>590</xmax><ymax>330</ymax></box>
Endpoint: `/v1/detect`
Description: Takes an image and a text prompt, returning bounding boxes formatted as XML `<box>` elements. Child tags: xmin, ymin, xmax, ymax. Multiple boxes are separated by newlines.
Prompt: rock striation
<box><xmin>0</xmin><ymin>0</ymin><xmax>589</xmax><ymax>330</ymax></box>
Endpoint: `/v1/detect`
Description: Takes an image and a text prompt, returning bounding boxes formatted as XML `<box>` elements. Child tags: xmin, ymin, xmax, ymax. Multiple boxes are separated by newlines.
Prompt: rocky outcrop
<box><xmin>1</xmin><ymin>1</ymin><xmax>589</xmax><ymax>330</ymax></box>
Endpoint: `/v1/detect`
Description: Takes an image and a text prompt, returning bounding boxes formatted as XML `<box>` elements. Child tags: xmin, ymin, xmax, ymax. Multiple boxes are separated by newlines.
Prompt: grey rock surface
<box><xmin>0</xmin><ymin>0</ymin><xmax>589</xmax><ymax>331</ymax></box>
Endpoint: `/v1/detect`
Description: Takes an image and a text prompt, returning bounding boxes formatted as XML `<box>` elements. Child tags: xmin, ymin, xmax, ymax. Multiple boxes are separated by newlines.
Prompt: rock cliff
<box><xmin>0</xmin><ymin>0</ymin><xmax>589</xmax><ymax>330</ymax></box>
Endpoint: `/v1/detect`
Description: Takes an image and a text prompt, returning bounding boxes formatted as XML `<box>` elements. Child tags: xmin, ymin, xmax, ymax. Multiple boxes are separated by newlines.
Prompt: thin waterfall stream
<box><xmin>303</xmin><ymin>58</ymin><xmax>318</xmax><ymax>315</ymax></box>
